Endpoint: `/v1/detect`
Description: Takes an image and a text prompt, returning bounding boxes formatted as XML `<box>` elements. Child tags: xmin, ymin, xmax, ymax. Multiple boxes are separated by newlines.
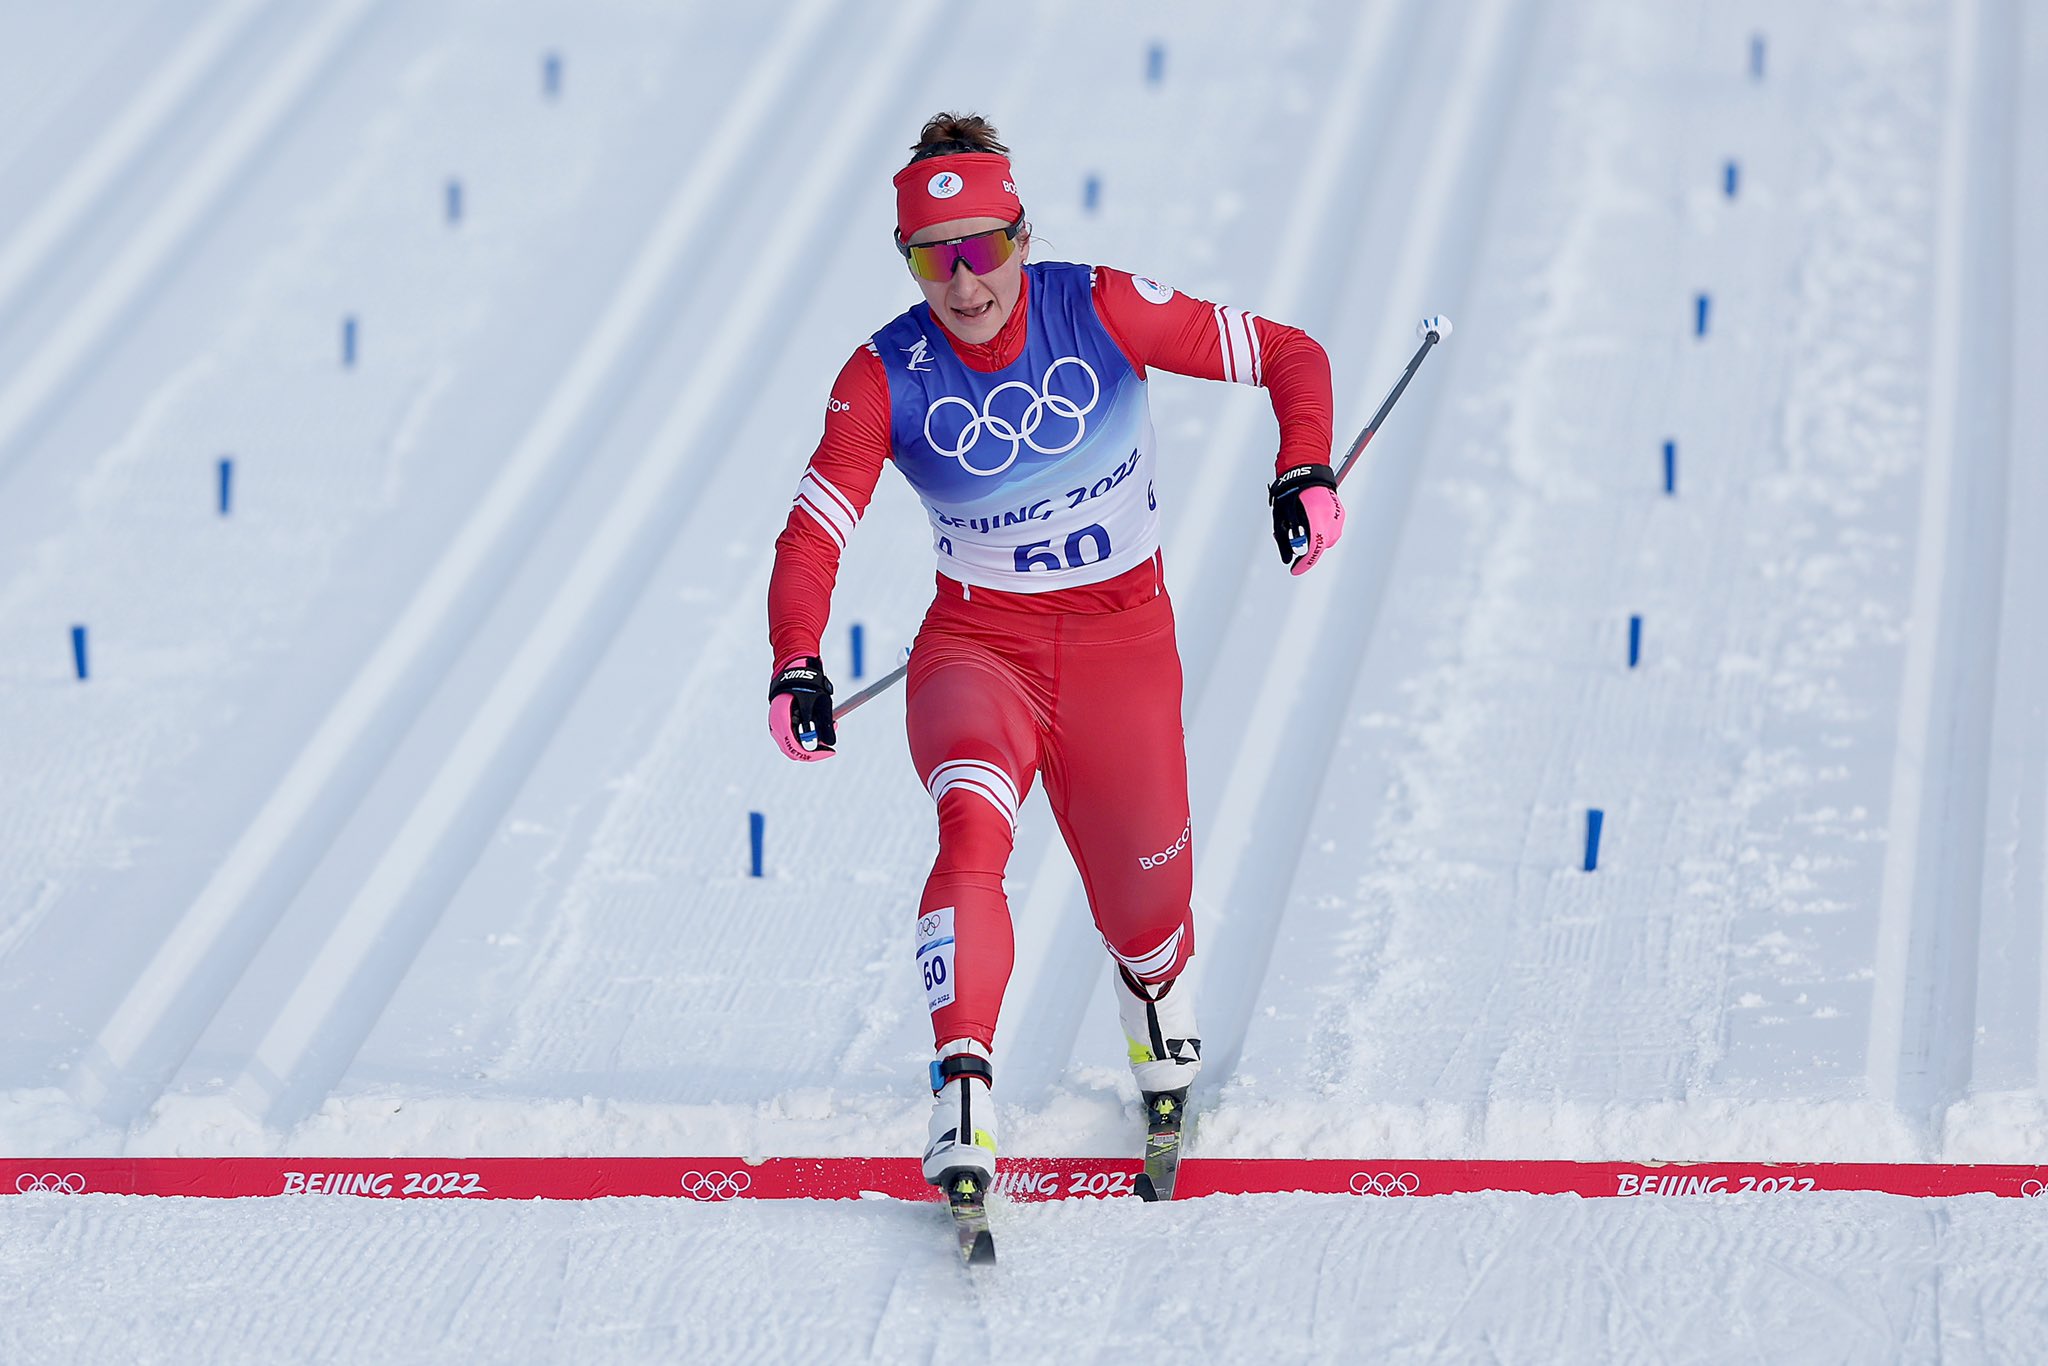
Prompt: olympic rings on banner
<box><xmin>923</xmin><ymin>357</ymin><xmax>1100</xmax><ymax>476</ymax></box>
<box><xmin>2023</xmin><ymin>1180</ymin><xmax>2047</xmax><ymax>1198</ymax></box>
<box><xmin>1348</xmin><ymin>1171</ymin><xmax>1422</xmax><ymax>1197</ymax></box>
<box><xmin>15</xmin><ymin>1173</ymin><xmax>87</xmax><ymax>1194</ymax></box>
<box><xmin>679</xmin><ymin>1170</ymin><xmax>753</xmax><ymax>1201</ymax></box>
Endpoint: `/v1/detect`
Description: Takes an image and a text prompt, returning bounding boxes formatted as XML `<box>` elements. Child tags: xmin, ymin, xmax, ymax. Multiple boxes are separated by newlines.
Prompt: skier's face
<box><xmin>907</xmin><ymin>215</ymin><xmax>1029</xmax><ymax>345</ymax></box>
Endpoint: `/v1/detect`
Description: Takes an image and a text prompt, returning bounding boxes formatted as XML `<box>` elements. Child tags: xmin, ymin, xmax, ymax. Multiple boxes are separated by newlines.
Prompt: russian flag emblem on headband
<box><xmin>894</xmin><ymin>152</ymin><xmax>1023</xmax><ymax>240</ymax></box>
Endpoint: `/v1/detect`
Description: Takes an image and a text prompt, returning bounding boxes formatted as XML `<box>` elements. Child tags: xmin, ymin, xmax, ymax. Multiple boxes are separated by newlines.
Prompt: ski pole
<box><xmin>832</xmin><ymin>314</ymin><xmax>1453</xmax><ymax>724</ymax></box>
<box><xmin>1337</xmin><ymin>314</ymin><xmax>1452</xmax><ymax>486</ymax></box>
<box><xmin>831</xmin><ymin>660</ymin><xmax>905</xmax><ymax>721</ymax></box>
<box><xmin>1285</xmin><ymin>314</ymin><xmax>1452</xmax><ymax>556</ymax></box>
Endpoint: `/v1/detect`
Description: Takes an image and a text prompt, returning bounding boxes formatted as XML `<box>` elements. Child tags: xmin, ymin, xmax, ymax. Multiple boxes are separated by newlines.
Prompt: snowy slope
<box><xmin>3</xmin><ymin>0</ymin><xmax>2048</xmax><ymax>1356</ymax></box>
<box><xmin>0</xmin><ymin>0</ymin><xmax>2043</xmax><ymax>1159</ymax></box>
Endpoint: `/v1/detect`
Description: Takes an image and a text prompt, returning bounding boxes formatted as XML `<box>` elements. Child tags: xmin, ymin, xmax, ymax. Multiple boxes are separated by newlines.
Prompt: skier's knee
<box><xmin>930</xmin><ymin>786</ymin><xmax>1017</xmax><ymax>875</ymax></box>
<box><xmin>1107</xmin><ymin>919</ymin><xmax>1192</xmax><ymax>985</ymax></box>
<box><xmin>926</xmin><ymin>758</ymin><xmax>1020</xmax><ymax>820</ymax></box>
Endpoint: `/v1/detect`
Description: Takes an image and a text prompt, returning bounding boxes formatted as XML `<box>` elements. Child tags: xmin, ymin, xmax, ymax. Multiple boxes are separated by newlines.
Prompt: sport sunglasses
<box><xmin>896</xmin><ymin>213</ymin><xmax>1026</xmax><ymax>282</ymax></box>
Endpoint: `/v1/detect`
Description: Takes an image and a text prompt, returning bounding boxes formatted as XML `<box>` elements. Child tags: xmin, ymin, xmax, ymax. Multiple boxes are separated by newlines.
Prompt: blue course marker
<box><xmin>342</xmin><ymin>315</ymin><xmax>357</xmax><ymax>367</ymax></box>
<box><xmin>1724</xmin><ymin>160</ymin><xmax>1739</xmax><ymax>198</ymax></box>
<box><xmin>1583</xmin><ymin>809</ymin><xmax>1605</xmax><ymax>872</ymax></box>
<box><xmin>749</xmin><ymin>811</ymin><xmax>765</xmax><ymax>878</ymax></box>
<box><xmin>544</xmin><ymin>52</ymin><xmax>562</xmax><ymax>98</ymax></box>
<box><xmin>1662</xmin><ymin>439</ymin><xmax>1677</xmax><ymax>494</ymax></box>
<box><xmin>1694</xmin><ymin>293</ymin><xmax>1710</xmax><ymax>338</ymax></box>
<box><xmin>1750</xmin><ymin>34</ymin><xmax>1766</xmax><ymax>80</ymax></box>
<box><xmin>71</xmin><ymin>625</ymin><xmax>88</xmax><ymax>681</ymax></box>
<box><xmin>1146</xmin><ymin>43</ymin><xmax>1164</xmax><ymax>83</ymax></box>
<box><xmin>218</xmin><ymin>456</ymin><xmax>233</xmax><ymax>515</ymax></box>
<box><xmin>1628</xmin><ymin>615</ymin><xmax>1643</xmax><ymax>669</ymax></box>
<box><xmin>850</xmin><ymin>623</ymin><xmax>866</xmax><ymax>680</ymax></box>
<box><xmin>446</xmin><ymin>178</ymin><xmax>463</xmax><ymax>224</ymax></box>
<box><xmin>1083</xmin><ymin>174</ymin><xmax>1101</xmax><ymax>212</ymax></box>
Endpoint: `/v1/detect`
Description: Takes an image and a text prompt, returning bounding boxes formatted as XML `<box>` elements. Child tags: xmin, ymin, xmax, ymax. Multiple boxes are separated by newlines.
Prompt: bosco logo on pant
<box><xmin>1139</xmin><ymin>821</ymin><xmax>1191</xmax><ymax>870</ymax></box>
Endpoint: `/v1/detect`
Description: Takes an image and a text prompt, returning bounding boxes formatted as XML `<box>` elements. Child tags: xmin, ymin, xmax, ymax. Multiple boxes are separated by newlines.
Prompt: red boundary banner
<box><xmin>6</xmin><ymin>1157</ymin><xmax>2048</xmax><ymax>1203</ymax></box>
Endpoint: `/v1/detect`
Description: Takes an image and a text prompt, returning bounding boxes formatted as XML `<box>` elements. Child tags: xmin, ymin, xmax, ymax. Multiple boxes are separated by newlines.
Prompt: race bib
<box><xmin>916</xmin><ymin>906</ymin><xmax>957</xmax><ymax>1014</ymax></box>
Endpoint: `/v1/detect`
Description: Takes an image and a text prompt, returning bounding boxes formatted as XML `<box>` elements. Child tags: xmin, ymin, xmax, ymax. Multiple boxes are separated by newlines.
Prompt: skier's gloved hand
<box><xmin>1269</xmin><ymin>462</ymin><xmax>1344</xmax><ymax>576</ymax></box>
<box><xmin>768</xmin><ymin>655</ymin><xmax>836</xmax><ymax>761</ymax></box>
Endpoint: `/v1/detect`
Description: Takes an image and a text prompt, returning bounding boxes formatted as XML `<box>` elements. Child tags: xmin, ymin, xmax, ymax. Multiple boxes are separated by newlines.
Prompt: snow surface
<box><xmin>7</xmin><ymin>1191</ymin><xmax>2048</xmax><ymax>1363</ymax></box>
<box><xmin>3</xmin><ymin>0</ymin><xmax>2047</xmax><ymax>1357</ymax></box>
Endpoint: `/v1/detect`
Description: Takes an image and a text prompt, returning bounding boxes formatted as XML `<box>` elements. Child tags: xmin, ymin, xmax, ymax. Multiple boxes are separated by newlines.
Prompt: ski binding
<box><xmin>1133</xmin><ymin>1086</ymin><xmax>1189</xmax><ymax>1202</ymax></box>
<box><xmin>943</xmin><ymin>1169</ymin><xmax>996</xmax><ymax>1265</ymax></box>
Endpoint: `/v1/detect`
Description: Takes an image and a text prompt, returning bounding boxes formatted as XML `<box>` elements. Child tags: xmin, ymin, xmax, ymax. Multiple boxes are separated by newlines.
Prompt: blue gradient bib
<box><xmin>876</xmin><ymin>263</ymin><xmax>1159</xmax><ymax>592</ymax></box>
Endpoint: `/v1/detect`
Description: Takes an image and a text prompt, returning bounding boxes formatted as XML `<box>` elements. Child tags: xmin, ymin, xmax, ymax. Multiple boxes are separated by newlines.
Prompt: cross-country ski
<box><xmin>944</xmin><ymin>1170</ymin><xmax>997</xmax><ymax>1265</ymax></box>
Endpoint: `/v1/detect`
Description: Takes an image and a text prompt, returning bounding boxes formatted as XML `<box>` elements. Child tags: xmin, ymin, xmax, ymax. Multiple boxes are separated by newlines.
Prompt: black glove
<box><xmin>768</xmin><ymin>656</ymin><xmax>836</xmax><ymax>758</ymax></box>
<box><xmin>1268</xmin><ymin>462</ymin><xmax>1339</xmax><ymax>567</ymax></box>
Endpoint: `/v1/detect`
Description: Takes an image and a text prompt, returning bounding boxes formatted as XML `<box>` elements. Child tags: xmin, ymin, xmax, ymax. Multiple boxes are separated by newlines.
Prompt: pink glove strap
<box><xmin>1291</xmin><ymin>485</ymin><xmax>1345</xmax><ymax>576</ymax></box>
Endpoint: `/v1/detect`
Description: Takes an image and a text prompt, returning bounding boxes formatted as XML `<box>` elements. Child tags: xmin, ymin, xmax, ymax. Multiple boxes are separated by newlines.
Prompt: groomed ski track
<box><xmin>11</xmin><ymin>1190</ymin><xmax>2048</xmax><ymax>1362</ymax></box>
<box><xmin>2</xmin><ymin>0</ymin><xmax>2046</xmax><ymax>1193</ymax></box>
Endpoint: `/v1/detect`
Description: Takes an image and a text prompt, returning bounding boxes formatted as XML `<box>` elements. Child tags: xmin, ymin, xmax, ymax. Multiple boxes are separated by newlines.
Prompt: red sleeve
<box><xmin>1091</xmin><ymin>266</ymin><xmax>1334</xmax><ymax>477</ymax></box>
<box><xmin>767</xmin><ymin>343</ymin><xmax>892</xmax><ymax>665</ymax></box>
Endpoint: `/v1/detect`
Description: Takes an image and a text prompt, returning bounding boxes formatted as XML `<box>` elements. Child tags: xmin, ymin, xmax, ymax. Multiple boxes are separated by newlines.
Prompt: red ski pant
<box><xmin>906</xmin><ymin>584</ymin><xmax>1195</xmax><ymax>1054</ymax></box>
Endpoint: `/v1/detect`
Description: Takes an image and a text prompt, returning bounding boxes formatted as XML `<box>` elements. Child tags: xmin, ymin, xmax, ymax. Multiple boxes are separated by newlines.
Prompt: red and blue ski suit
<box><xmin>769</xmin><ymin>262</ymin><xmax>1333</xmax><ymax>1052</ymax></box>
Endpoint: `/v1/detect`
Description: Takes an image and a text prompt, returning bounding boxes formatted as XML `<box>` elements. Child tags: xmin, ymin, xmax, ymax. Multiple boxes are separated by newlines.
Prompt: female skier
<box><xmin>766</xmin><ymin>113</ymin><xmax>1341</xmax><ymax>1197</ymax></box>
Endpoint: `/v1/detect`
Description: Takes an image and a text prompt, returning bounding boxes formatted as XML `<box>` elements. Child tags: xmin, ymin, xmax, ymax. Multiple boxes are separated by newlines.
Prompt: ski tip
<box><xmin>967</xmin><ymin>1231</ymin><xmax>996</xmax><ymax>1265</ymax></box>
<box><xmin>1134</xmin><ymin>1173</ymin><xmax>1159</xmax><ymax>1203</ymax></box>
<box><xmin>1415</xmin><ymin>313</ymin><xmax>1453</xmax><ymax>342</ymax></box>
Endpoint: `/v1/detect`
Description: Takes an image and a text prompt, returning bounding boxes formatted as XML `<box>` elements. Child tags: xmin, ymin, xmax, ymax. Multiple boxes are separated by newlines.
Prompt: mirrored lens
<box><xmin>905</xmin><ymin>226</ymin><xmax>1018</xmax><ymax>282</ymax></box>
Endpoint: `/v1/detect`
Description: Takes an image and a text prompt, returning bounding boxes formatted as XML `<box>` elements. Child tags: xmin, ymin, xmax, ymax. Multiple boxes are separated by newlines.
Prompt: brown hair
<box><xmin>907</xmin><ymin>112</ymin><xmax>1008</xmax><ymax>164</ymax></box>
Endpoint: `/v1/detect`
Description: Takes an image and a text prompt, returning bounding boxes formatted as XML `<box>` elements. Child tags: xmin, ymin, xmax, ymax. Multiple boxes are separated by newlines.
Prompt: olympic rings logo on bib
<box><xmin>923</xmin><ymin>356</ymin><xmax>1100</xmax><ymax>476</ymax></box>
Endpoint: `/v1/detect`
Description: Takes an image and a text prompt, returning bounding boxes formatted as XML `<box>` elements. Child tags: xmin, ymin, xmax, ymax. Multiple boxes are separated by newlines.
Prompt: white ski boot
<box><xmin>922</xmin><ymin>1038</ymin><xmax>997</xmax><ymax>1188</ymax></box>
<box><xmin>1114</xmin><ymin>965</ymin><xmax>1202</xmax><ymax>1094</ymax></box>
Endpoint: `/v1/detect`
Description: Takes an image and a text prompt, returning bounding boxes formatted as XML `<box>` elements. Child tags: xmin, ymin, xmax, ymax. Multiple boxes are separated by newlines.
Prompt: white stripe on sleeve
<box><xmin>1216</xmin><ymin>307</ymin><xmax>1265</xmax><ymax>387</ymax></box>
<box><xmin>794</xmin><ymin>491</ymin><xmax>847</xmax><ymax>550</ymax></box>
<box><xmin>1241</xmin><ymin>310</ymin><xmax>1263</xmax><ymax>386</ymax></box>
<box><xmin>791</xmin><ymin>468</ymin><xmax>860</xmax><ymax>552</ymax></box>
<box><xmin>804</xmin><ymin>470</ymin><xmax>860</xmax><ymax>527</ymax></box>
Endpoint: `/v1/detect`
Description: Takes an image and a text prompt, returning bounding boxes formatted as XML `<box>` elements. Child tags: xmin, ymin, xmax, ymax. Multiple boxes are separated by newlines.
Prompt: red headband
<box><xmin>893</xmin><ymin>152</ymin><xmax>1023</xmax><ymax>241</ymax></box>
